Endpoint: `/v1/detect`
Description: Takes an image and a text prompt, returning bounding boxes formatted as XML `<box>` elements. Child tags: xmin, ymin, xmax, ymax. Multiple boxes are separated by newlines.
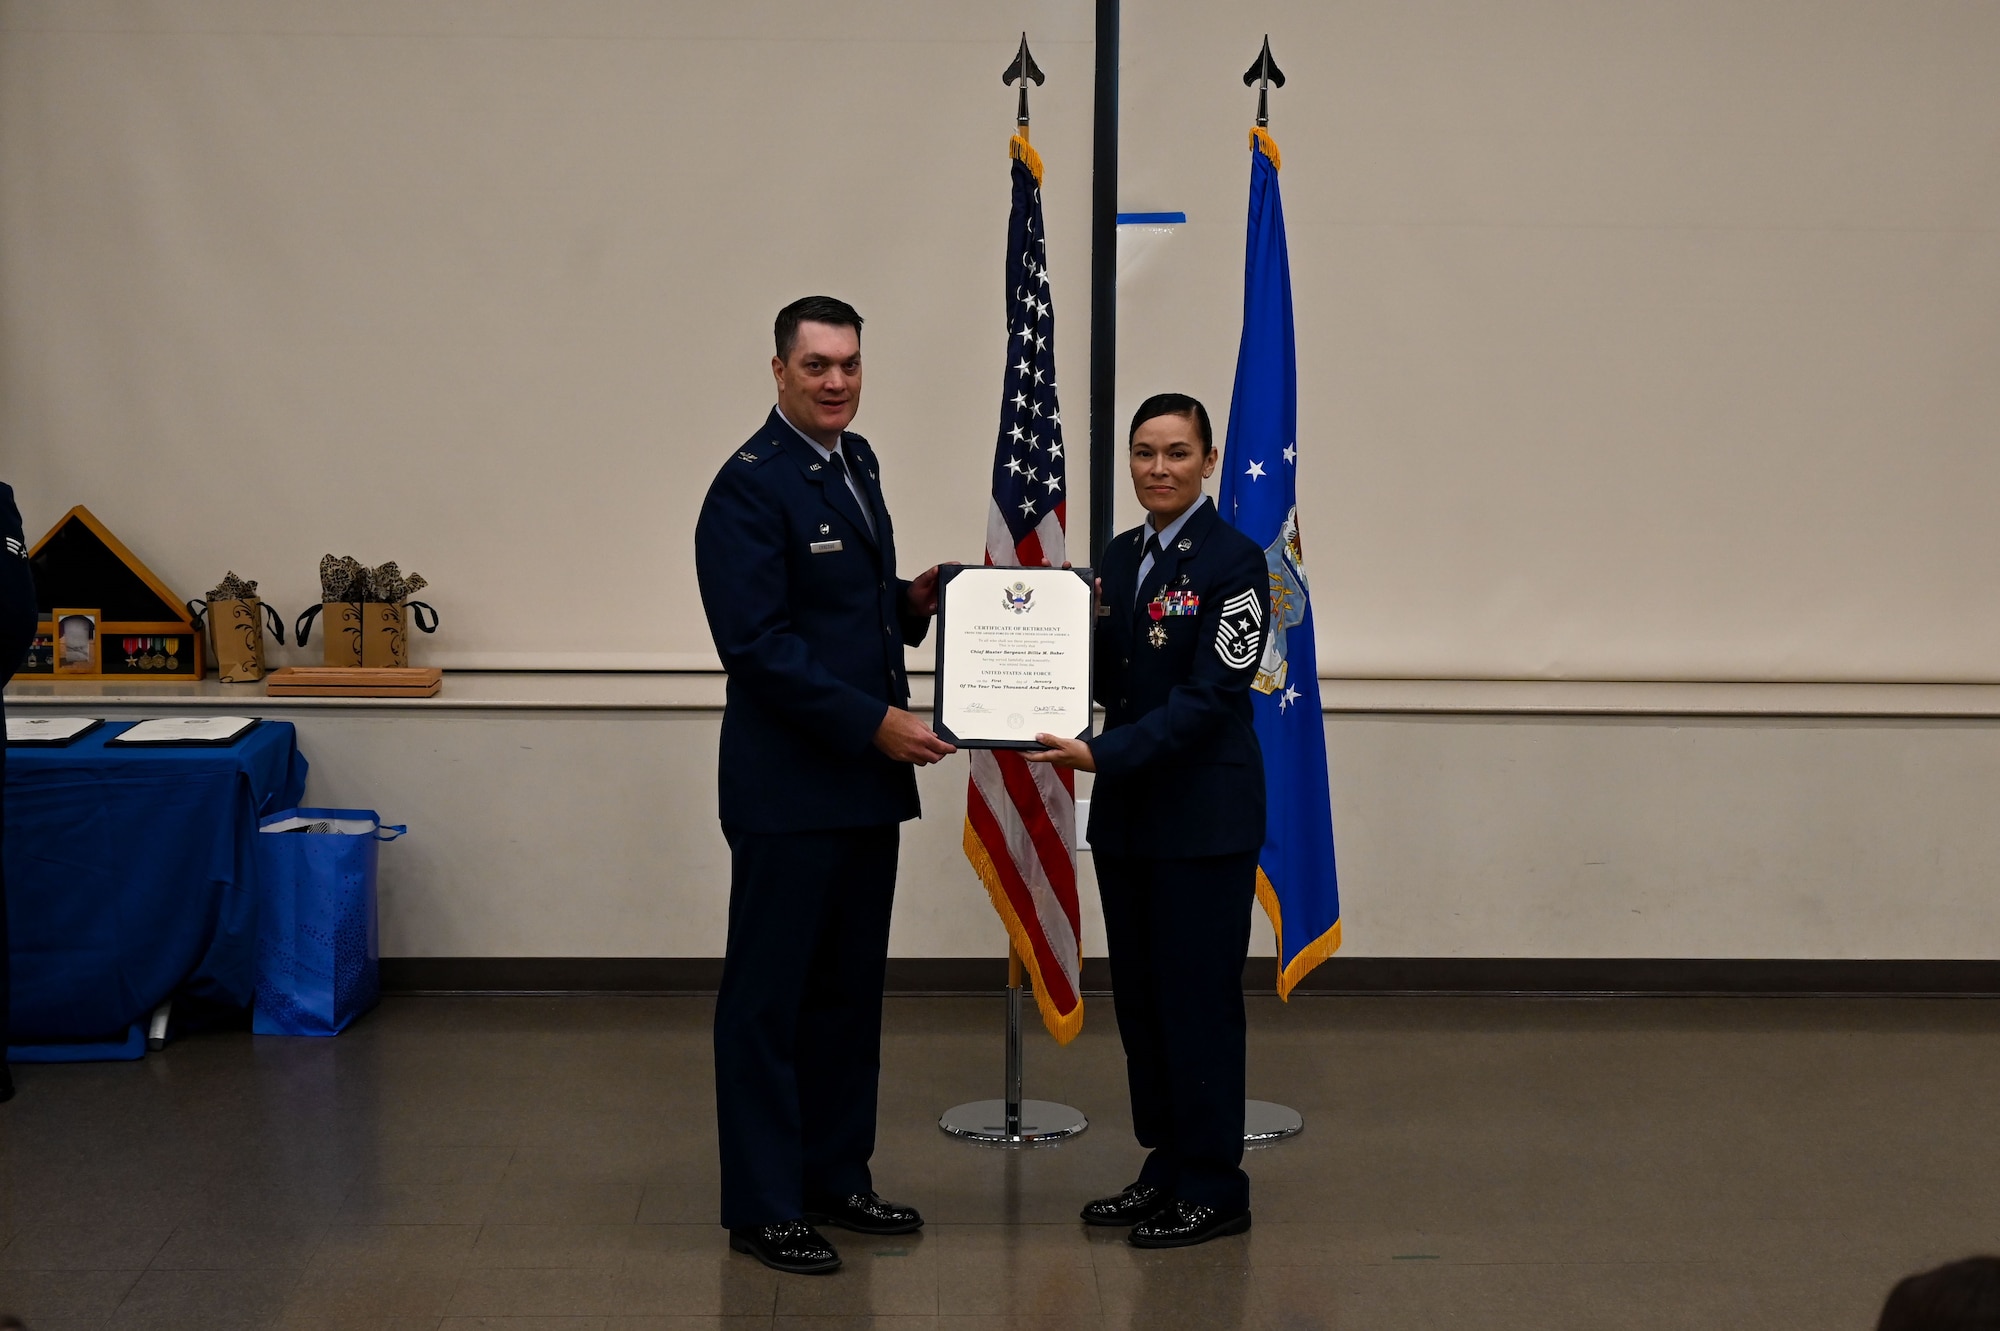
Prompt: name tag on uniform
<box><xmin>810</xmin><ymin>539</ymin><xmax>843</xmax><ymax>554</ymax></box>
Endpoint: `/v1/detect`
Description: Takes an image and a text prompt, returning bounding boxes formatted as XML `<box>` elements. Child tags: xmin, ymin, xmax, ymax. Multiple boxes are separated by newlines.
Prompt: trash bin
<box><xmin>253</xmin><ymin>808</ymin><xmax>405</xmax><ymax>1036</ymax></box>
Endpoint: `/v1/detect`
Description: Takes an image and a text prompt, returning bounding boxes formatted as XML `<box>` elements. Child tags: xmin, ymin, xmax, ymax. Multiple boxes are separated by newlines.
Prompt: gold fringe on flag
<box><xmin>1256</xmin><ymin>867</ymin><xmax>1342</xmax><ymax>1001</ymax></box>
<box><xmin>1010</xmin><ymin>132</ymin><xmax>1045</xmax><ymax>184</ymax></box>
<box><xmin>1250</xmin><ymin>125</ymin><xmax>1282</xmax><ymax>171</ymax></box>
<box><xmin>963</xmin><ymin>818</ymin><xmax>1085</xmax><ymax>1045</ymax></box>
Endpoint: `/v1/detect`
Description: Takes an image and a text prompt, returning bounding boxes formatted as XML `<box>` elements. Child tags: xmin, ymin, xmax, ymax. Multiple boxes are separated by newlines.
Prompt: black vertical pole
<box><xmin>1088</xmin><ymin>0</ymin><xmax>1119</xmax><ymax>566</ymax></box>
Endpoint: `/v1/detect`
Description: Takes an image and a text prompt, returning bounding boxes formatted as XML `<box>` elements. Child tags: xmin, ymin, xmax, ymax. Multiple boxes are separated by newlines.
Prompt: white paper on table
<box><xmin>6</xmin><ymin>716</ymin><xmax>102</xmax><ymax>742</ymax></box>
<box><xmin>114</xmin><ymin>716</ymin><xmax>259</xmax><ymax>744</ymax></box>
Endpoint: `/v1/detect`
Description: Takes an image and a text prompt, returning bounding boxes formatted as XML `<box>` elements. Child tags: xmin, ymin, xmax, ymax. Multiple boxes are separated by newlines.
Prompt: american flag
<box><xmin>961</xmin><ymin>132</ymin><xmax>1083</xmax><ymax>1044</ymax></box>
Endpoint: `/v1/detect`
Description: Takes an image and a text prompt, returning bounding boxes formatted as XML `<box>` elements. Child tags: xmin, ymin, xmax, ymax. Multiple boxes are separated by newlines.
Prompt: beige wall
<box><xmin>14</xmin><ymin>689</ymin><xmax>1999</xmax><ymax>962</ymax></box>
<box><xmin>1117</xmin><ymin>0</ymin><xmax>2000</xmax><ymax>681</ymax></box>
<box><xmin>297</xmin><ymin>704</ymin><xmax>2000</xmax><ymax>962</ymax></box>
<box><xmin>290</xmin><ymin>707</ymin><xmax>2000</xmax><ymax>962</ymax></box>
<box><xmin>0</xmin><ymin>0</ymin><xmax>1095</xmax><ymax>669</ymax></box>
<box><xmin>5</xmin><ymin>1</ymin><xmax>1997</xmax><ymax>679</ymax></box>
<box><xmin>8</xmin><ymin>5</ymin><xmax>1999</xmax><ymax>969</ymax></box>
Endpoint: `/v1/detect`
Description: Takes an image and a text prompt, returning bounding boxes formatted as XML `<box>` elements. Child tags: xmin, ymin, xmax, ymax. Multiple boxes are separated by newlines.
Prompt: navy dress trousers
<box><xmin>694</xmin><ymin>408</ymin><xmax>930</xmax><ymax>1230</ymax></box>
<box><xmin>1087</xmin><ymin>495</ymin><xmax>1270</xmax><ymax>1215</ymax></box>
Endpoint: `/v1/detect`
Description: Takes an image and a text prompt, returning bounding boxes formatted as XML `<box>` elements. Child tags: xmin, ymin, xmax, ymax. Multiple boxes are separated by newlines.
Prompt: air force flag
<box><xmin>1217</xmin><ymin>127</ymin><xmax>1343</xmax><ymax>997</ymax></box>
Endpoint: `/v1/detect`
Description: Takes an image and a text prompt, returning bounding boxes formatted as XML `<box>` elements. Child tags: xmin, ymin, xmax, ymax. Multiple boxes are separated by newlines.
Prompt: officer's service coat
<box><xmin>0</xmin><ymin>485</ymin><xmax>33</xmax><ymax>673</ymax></box>
<box><xmin>1087</xmin><ymin>498</ymin><xmax>1268</xmax><ymax>861</ymax></box>
<box><xmin>695</xmin><ymin>409</ymin><xmax>930</xmax><ymax>835</ymax></box>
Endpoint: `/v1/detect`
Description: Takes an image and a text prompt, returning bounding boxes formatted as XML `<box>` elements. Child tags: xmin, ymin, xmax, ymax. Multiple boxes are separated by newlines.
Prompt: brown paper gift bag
<box><xmin>296</xmin><ymin>600</ymin><xmax>364</xmax><ymax>667</ymax></box>
<box><xmin>361</xmin><ymin>601</ymin><xmax>409</xmax><ymax>668</ymax></box>
<box><xmin>360</xmin><ymin>599</ymin><xmax>438</xmax><ymax>667</ymax></box>
<box><xmin>205</xmin><ymin>596</ymin><xmax>280</xmax><ymax>682</ymax></box>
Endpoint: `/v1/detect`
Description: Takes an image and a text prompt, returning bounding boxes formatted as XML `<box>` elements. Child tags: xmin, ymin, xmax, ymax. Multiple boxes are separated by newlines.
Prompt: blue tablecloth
<box><xmin>4</xmin><ymin>720</ymin><xmax>307</xmax><ymax>1059</ymax></box>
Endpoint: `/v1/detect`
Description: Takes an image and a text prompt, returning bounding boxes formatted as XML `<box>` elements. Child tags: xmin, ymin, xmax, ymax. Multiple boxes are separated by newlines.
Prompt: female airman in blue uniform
<box><xmin>1029</xmin><ymin>392</ymin><xmax>1268</xmax><ymax>1248</ymax></box>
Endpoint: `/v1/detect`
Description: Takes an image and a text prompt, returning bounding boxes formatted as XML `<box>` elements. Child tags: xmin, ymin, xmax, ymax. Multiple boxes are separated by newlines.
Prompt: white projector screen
<box><xmin>0</xmin><ymin>0</ymin><xmax>1096</xmax><ymax>669</ymax></box>
<box><xmin>5</xmin><ymin>1</ymin><xmax>1998</xmax><ymax>680</ymax></box>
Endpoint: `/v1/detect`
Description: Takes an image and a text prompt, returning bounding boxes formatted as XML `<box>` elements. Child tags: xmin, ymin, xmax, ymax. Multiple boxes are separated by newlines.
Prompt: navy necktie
<box><xmin>825</xmin><ymin>450</ymin><xmax>876</xmax><ymax>538</ymax></box>
<box><xmin>1136</xmin><ymin>534</ymin><xmax>1167</xmax><ymax>608</ymax></box>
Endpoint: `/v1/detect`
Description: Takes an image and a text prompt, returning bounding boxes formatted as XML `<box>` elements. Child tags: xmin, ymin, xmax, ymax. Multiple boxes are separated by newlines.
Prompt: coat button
<box><xmin>1122</xmin><ymin>657</ymin><xmax>1130</xmax><ymax>667</ymax></box>
<box><xmin>884</xmin><ymin>625</ymin><xmax>893</xmax><ymax>635</ymax></box>
<box><xmin>1120</xmin><ymin>697</ymin><xmax>1129</xmax><ymax>708</ymax></box>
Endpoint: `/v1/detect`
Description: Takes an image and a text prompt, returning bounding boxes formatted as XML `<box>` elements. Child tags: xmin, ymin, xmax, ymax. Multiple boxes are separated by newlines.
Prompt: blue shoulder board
<box><xmin>733</xmin><ymin>440</ymin><xmax>778</xmax><ymax>467</ymax></box>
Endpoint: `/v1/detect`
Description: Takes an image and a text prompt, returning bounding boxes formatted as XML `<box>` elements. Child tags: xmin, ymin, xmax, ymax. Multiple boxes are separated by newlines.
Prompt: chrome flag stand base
<box><xmin>1245</xmin><ymin>1099</ymin><xmax>1303</xmax><ymax>1145</ymax></box>
<box><xmin>939</xmin><ymin>1097</ymin><xmax>1089</xmax><ymax>1145</ymax></box>
<box><xmin>940</xmin><ymin>949</ymin><xmax>1088</xmax><ymax>1146</ymax></box>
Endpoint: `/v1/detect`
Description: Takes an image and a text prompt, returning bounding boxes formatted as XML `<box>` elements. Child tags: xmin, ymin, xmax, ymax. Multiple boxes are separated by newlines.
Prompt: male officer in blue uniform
<box><xmin>694</xmin><ymin>296</ymin><xmax>955</xmax><ymax>1275</ymax></box>
<box><xmin>0</xmin><ymin>482</ymin><xmax>39</xmax><ymax>1103</ymax></box>
<box><xmin>1030</xmin><ymin>393</ymin><xmax>1268</xmax><ymax>1248</ymax></box>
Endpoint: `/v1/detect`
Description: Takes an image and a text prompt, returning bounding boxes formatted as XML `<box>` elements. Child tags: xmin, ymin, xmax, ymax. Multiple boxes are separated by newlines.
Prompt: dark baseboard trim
<box><xmin>379</xmin><ymin>956</ymin><xmax>2000</xmax><ymax>998</ymax></box>
<box><xmin>1271</xmin><ymin>957</ymin><xmax>2000</xmax><ymax>997</ymax></box>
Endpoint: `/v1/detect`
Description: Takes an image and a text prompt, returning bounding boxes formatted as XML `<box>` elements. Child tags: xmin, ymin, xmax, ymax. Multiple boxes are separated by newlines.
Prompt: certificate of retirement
<box><xmin>932</xmin><ymin>565</ymin><xmax>1094</xmax><ymax>749</ymax></box>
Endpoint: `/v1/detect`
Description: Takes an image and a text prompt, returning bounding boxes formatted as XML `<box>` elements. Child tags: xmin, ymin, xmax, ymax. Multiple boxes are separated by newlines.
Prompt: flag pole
<box><xmin>932</xmin><ymin>931</ymin><xmax>1088</xmax><ymax>1143</ymax></box>
<box><xmin>1004</xmin><ymin>946</ymin><xmax>1024</xmax><ymax>1136</ymax></box>
<box><xmin>938</xmin><ymin>35</ymin><xmax>1088</xmax><ymax>1147</ymax></box>
<box><xmin>1087</xmin><ymin>0</ymin><xmax>1118</xmax><ymax>566</ymax></box>
<box><xmin>1240</xmin><ymin>34</ymin><xmax>1303</xmax><ymax>1147</ymax></box>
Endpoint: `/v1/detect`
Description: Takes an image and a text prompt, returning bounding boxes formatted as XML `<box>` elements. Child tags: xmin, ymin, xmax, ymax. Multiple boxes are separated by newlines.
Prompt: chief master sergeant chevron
<box><xmin>694</xmin><ymin>295</ymin><xmax>956</xmax><ymax>1277</ymax></box>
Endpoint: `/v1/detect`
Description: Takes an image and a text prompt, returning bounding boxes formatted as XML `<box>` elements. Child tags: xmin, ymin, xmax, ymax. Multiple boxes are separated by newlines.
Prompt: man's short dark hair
<box><xmin>1879</xmin><ymin>1256</ymin><xmax>2000</xmax><ymax>1331</ymax></box>
<box><xmin>1128</xmin><ymin>392</ymin><xmax>1214</xmax><ymax>455</ymax></box>
<box><xmin>775</xmin><ymin>296</ymin><xmax>864</xmax><ymax>362</ymax></box>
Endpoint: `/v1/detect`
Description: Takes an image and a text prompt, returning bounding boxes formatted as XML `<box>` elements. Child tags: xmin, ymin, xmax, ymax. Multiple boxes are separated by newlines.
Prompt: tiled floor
<box><xmin>1</xmin><ymin>993</ymin><xmax>1996</xmax><ymax>1329</ymax></box>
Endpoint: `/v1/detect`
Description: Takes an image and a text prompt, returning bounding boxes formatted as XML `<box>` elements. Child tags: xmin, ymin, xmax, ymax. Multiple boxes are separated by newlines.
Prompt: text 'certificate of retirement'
<box><xmin>933</xmin><ymin>565</ymin><xmax>1094</xmax><ymax>749</ymax></box>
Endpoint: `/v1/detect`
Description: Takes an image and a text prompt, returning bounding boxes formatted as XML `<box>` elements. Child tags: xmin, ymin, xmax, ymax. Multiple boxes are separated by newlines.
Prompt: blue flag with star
<box><xmin>1217</xmin><ymin>127</ymin><xmax>1342</xmax><ymax>997</ymax></box>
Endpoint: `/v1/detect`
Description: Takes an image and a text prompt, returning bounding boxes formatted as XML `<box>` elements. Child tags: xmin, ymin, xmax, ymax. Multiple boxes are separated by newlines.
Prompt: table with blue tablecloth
<box><xmin>4</xmin><ymin>720</ymin><xmax>307</xmax><ymax>1059</ymax></box>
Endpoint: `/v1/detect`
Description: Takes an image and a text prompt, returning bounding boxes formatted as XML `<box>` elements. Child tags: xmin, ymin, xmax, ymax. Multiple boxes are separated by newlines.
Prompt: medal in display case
<box><xmin>19</xmin><ymin>506</ymin><xmax>203</xmax><ymax>681</ymax></box>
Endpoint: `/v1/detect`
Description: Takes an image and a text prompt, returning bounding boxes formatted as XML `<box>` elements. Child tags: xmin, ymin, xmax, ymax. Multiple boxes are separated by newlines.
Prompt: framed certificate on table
<box><xmin>933</xmin><ymin>565</ymin><xmax>1095</xmax><ymax>749</ymax></box>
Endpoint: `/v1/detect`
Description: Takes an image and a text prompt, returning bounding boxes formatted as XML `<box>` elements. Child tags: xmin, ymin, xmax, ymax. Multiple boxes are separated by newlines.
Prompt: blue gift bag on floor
<box><xmin>253</xmin><ymin>808</ymin><xmax>405</xmax><ymax>1036</ymax></box>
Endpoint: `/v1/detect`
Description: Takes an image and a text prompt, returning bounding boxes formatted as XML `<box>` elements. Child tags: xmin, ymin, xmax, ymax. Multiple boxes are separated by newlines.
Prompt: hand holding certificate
<box><xmin>932</xmin><ymin>565</ymin><xmax>1094</xmax><ymax>750</ymax></box>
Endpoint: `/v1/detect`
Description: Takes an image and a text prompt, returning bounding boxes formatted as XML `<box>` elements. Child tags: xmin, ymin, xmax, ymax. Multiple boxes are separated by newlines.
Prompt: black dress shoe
<box><xmin>0</xmin><ymin>1065</ymin><xmax>13</xmax><ymax>1104</ymax></box>
<box><xmin>1128</xmin><ymin>1200</ymin><xmax>1252</xmax><ymax>1248</ymax></box>
<box><xmin>1079</xmin><ymin>1183</ymin><xmax>1170</xmax><ymax>1227</ymax></box>
<box><xmin>804</xmin><ymin>1191</ymin><xmax>924</xmax><ymax>1235</ymax></box>
<box><xmin>729</xmin><ymin>1219</ymin><xmax>841</xmax><ymax>1274</ymax></box>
